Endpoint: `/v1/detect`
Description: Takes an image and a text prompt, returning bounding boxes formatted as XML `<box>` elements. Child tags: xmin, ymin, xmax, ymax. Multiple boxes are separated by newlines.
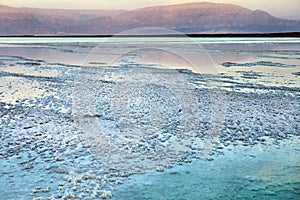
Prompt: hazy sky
<box><xmin>1</xmin><ymin>0</ymin><xmax>299</xmax><ymax>18</ymax></box>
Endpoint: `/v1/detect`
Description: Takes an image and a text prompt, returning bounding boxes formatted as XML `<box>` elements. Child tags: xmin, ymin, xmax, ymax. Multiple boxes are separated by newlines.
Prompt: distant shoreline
<box><xmin>1</xmin><ymin>32</ymin><xmax>300</xmax><ymax>38</ymax></box>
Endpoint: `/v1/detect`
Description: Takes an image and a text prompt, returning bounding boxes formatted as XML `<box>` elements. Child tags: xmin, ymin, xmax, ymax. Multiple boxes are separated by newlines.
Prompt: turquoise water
<box><xmin>114</xmin><ymin>138</ymin><xmax>300</xmax><ymax>200</ymax></box>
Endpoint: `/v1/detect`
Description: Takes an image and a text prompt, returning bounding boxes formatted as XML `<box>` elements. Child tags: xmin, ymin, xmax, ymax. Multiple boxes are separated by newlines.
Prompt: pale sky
<box><xmin>1</xmin><ymin>0</ymin><xmax>299</xmax><ymax>19</ymax></box>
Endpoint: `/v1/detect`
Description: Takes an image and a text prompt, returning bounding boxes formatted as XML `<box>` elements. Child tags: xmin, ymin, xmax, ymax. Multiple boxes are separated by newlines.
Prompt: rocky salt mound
<box><xmin>73</xmin><ymin>66</ymin><xmax>226</xmax><ymax>174</ymax></box>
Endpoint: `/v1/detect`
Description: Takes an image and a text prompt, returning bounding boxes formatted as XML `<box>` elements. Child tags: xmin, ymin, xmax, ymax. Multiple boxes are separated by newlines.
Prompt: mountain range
<box><xmin>0</xmin><ymin>2</ymin><xmax>299</xmax><ymax>35</ymax></box>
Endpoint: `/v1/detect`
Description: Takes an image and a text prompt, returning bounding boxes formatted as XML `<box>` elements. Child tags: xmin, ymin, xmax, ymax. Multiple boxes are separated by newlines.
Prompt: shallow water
<box><xmin>114</xmin><ymin>137</ymin><xmax>300</xmax><ymax>200</ymax></box>
<box><xmin>0</xmin><ymin>37</ymin><xmax>299</xmax><ymax>199</ymax></box>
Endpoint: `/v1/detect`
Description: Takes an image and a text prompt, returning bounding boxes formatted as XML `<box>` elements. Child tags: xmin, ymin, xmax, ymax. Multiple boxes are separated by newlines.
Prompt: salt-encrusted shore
<box><xmin>0</xmin><ymin>52</ymin><xmax>299</xmax><ymax>199</ymax></box>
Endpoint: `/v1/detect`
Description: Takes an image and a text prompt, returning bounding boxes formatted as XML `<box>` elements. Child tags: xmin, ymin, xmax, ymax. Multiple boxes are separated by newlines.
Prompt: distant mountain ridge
<box><xmin>0</xmin><ymin>2</ymin><xmax>299</xmax><ymax>35</ymax></box>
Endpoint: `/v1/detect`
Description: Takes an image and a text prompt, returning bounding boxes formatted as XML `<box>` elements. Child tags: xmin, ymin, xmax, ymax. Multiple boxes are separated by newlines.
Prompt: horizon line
<box><xmin>0</xmin><ymin>32</ymin><xmax>300</xmax><ymax>38</ymax></box>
